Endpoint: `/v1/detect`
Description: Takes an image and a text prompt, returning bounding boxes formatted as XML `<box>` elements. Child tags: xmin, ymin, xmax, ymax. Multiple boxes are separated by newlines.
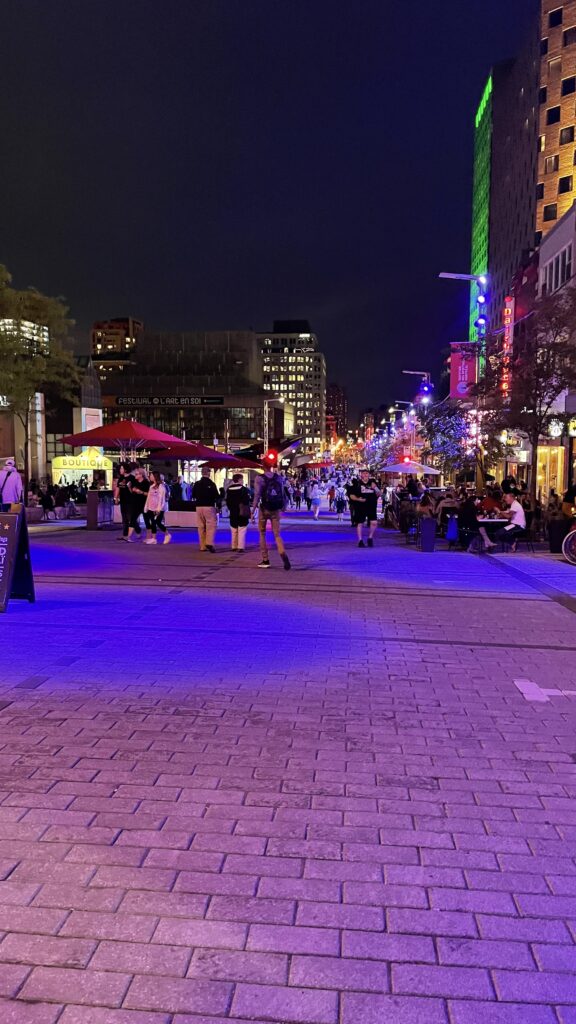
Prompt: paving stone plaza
<box><xmin>2</xmin><ymin>518</ymin><xmax>576</xmax><ymax>1023</ymax></box>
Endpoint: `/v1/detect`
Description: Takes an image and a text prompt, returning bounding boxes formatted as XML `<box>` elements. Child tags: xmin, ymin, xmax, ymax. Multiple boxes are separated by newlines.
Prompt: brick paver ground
<box><xmin>1</xmin><ymin>517</ymin><xmax>576</xmax><ymax>1022</ymax></box>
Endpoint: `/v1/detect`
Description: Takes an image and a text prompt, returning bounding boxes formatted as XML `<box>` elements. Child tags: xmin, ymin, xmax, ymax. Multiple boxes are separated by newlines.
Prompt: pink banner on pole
<box><xmin>450</xmin><ymin>343</ymin><xmax>478</xmax><ymax>399</ymax></box>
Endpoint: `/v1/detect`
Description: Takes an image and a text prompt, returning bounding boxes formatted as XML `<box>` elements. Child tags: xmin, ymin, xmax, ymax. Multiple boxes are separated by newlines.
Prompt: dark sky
<box><xmin>3</xmin><ymin>0</ymin><xmax>536</xmax><ymax>417</ymax></box>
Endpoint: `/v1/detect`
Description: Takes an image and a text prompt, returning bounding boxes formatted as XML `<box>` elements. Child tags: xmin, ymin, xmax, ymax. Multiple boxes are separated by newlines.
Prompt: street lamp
<box><xmin>263</xmin><ymin>395</ymin><xmax>285</xmax><ymax>451</ymax></box>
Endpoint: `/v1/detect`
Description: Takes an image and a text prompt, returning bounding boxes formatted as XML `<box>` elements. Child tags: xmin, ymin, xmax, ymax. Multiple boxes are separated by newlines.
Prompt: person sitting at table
<box><xmin>460</xmin><ymin>495</ymin><xmax>499</xmax><ymax>552</ymax></box>
<box><xmin>479</xmin><ymin>486</ymin><xmax>501</xmax><ymax>514</ymax></box>
<box><xmin>436</xmin><ymin>487</ymin><xmax>459</xmax><ymax>523</ymax></box>
<box><xmin>417</xmin><ymin>491</ymin><xmax>436</xmax><ymax>518</ymax></box>
<box><xmin>493</xmin><ymin>492</ymin><xmax>527</xmax><ymax>552</ymax></box>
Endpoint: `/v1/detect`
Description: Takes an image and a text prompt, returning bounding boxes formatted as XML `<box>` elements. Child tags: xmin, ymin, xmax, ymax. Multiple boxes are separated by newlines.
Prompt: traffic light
<box><xmin>418</xmin><ymin>380</ymin><xmax>434</xmax><ymax>406</ymax></box>
<box><xmin>263</xmin><ymin>449</ymin><xmax>278</xmax><ymax>466</ymax></box>
<box><xmin>474</xmin><ymin>276</ymin><xmax>489</xmax><ymax>335</ymax></box>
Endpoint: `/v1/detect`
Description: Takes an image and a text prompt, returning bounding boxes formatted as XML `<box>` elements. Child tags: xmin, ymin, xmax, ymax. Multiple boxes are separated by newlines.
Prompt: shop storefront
<box><xmin>51</xmin><ymin>447</ymin><xmax>114</xmax><ymax>488</ymax></box>
<box><xmin>536</xmin><ymin>440</ymin><xmax>565</xmax><ymax>500</ymax></box>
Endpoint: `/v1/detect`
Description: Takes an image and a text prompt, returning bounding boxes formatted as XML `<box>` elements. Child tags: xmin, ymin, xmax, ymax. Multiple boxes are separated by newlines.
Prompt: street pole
<box><xmin>263</xmin><ymin>400</ymin><xmax>270</xmax><ymax>453</ymax></box>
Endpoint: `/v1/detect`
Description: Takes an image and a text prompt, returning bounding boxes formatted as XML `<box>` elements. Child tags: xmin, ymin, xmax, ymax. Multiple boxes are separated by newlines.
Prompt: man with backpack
<box><xmin>252</xmin><ymin>455</ymin><xmax>291</xmax><ymax>570</ymax></box>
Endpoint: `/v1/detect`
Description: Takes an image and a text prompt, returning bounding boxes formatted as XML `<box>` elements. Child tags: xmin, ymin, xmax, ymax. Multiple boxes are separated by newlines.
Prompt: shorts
<box><xmin>356</xmin><ymin>504</ymin><xmax>377</xmax><ymax>525</ymax></box>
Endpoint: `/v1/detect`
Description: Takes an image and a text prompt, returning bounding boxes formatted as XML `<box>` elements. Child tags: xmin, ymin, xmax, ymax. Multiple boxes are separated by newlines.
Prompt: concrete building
<box><xmin>91</xmin><ymin>317</ymin><xmax>144</xmax><ymax>380</ymax></box>
<box><xmin>470</xmin><ymin>22</ymin><xmax>540</xmax><ymax>338</ymax></box>
<box><xmin>100</xmin><ymin>329</ymin><xmax>292</xmax><ymax>449</ymax></box>
<box><xmin>326</xmin><ymin>383</ymin><xmax>348</xmax><ymax>438</ymax></box>
<box><xmin>258</xmin><ymin>321</ymin><xmax>326</xmax><ymax>450</ymax></box>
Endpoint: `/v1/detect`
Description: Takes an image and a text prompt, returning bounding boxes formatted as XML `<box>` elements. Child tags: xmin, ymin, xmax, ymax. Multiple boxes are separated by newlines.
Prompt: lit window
<box><xmin>549</xmin><ymin>8</ymin><xmax>563</xmax><ymax>28</ymax></box>
<box><xmin>539</xmin><ymin>134</ymin><xmax>546</xmax><ymax>152</ymax></box>
<box><xmin>549</xmin><ymin>57</ymin><xmax>562</xmax><ymax>80</ymax></box>
<box><xmin>560</xmin><ymin>125</ymin><xmax>575</xmax><ymax>144</ymax></box>
<box><xmin>547</xmin><ymin>106</ymin><xmax>561</xmax><ymax>124</ymax></box>
<box><xmin>545</xmin><ymin>154</ymin><xmax>560</xmax><ymax>172</ymax></box>
<box><xmin>559</xmin><ymin>174</ymin><xmax>573</xmax><ymax>192</ymax></box>
<box><xmin>543</xmin><ymin>203</ymin><xmax>558</xmax><ymax>221</ymax></box>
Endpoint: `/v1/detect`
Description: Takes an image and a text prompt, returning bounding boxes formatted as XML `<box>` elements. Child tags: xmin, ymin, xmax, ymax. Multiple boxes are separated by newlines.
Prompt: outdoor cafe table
<box><xmin>477</xmin><ymin>518</ymin><xmax>509</xmax><ymax>535</ymax></box>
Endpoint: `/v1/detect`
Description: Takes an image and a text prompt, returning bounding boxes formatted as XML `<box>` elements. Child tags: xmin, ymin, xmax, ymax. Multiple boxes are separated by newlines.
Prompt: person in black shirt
<box><xmin>114</xmin><ymin>462</ymin><xmax>135</xmax><ymax>540</ymax></box>
<box><xmin>349</xmin><ymin>469</ymin><xmax>381</xmax><ymax>548</ymax></box>
<box><xmin>192</xmin><ymin>466</ymin><xmax>220</xmax><ymax>552</ymax></box>
<box><xmin>128</xmin><ymin>467</ymin><xmax>150</xmax><ymax>541</ymax></box>
<box><xmin>225</xmin><ymin>473</ymin><xmax>251</xmax><ymax>551</ymax></box>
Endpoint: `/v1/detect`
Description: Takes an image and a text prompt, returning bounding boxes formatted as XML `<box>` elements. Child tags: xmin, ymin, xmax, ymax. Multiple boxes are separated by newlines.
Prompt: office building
<box><xmin>91</xmin><ymin>317</ymin><xmax>144</xmax><ymax>379</ymax></box>
<box><xmin>326</xmin><ymin>383</ymin><xmax>348</xmax><ymax>437</ymax></box>
<box><xmin>258</xmin><ymin>321</ymin><xmax>327</xmax><ymax>449</ymax></box>
<box><xmin>470</xmin><ymin>23</ymin><xmax>540</xmax><ymax>338</ymax></box>
<box><xmin>0</xmin><ymin>318</ymin><xmax>49</xmax><ymax>356</ymax></box>
<box><xmin>100</xmin><ymin>329</ymin><xmax>291</xmax><ymax>448</ymax></box>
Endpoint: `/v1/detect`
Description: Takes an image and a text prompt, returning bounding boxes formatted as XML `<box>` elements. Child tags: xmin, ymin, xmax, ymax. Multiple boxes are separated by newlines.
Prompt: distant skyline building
<box><xmin>470</xmin><ymin>23</ymin><xmax>539</xmax><ymax>338</ymax></box>
<box><xmin>258</xmin><ymin>320</ymin><xmax>326</xmax><ymax>449</ymax></box>
<box><xmin>326</xmin><ymin>383</ymin><xmax>348</xmax><ymax>437</ymax></box>
<box><xmin>91</xmin><ymin>317</ymin><xmax>144</xmax><ymax>380</ymax></box>
<box><xmin>0</xmin><ymin>318</ymin><xmax>49</xmax><ymax>356</ymax></box>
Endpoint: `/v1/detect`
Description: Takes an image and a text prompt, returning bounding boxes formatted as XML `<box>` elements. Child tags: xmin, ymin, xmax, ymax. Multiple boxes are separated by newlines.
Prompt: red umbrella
<box><xmin>200</xmin><ymin>455</ymin><xmax>262</xmax><ymax>470</ymax></box>
<box><xmin>150</xmin><ymin>442</ymin><xmax>242</xmax><ymax>462</ymax></box>
<box><xmin>60</xmin><ymin>420</ymin><xmax>190</xmax><ymax>451</ymax></box>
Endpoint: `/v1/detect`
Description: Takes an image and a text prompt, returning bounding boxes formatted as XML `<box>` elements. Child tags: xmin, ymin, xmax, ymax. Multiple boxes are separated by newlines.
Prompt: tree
<box><xmin>0</xmin><ymin>266</ymin><xmax>80</xmax><ymax>492</ymax></box>
<box><xmin>420</xmin><ymin>400</ymin><xmax>513</xmax><ymax>483</ymax></box>
<box><xmin>473</xmin><ymin>287</ymin><xmax>576</xmax><ymax>504</ymax></box>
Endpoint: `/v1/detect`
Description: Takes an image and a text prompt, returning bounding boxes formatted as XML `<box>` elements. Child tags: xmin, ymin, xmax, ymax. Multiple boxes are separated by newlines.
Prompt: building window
<box><xmin>545</xmin><ymin>154</ymin><xmax>560</xmax><ymax>172</ymax></box>
<box><xmin>547</xmin><ymin>106</ymin><xmax>561</xmax><ymax>124</ymax></box>
<box><xmin>549</xmin><ymin>8</ymin><xmax>563</xmax><ymax>28</ymax></box>
<box><xmin>559</xmin><ymin>174</ymin><xmax>573</xmax><ymax>192</ymax></box>
<box><xmin>537</xmin><ymin>182</ymin><xmax>545</xmax><ymax>200</ymax></box>
<box><xmin>564</xmin><ymin>26</ymin><xmax>576</xmax><ymax>46</ymax></box>
<box><xmin>543</xmin><ymin>203</ymin><xmax>558</xmax><ymax>221</ymax></box>
<box><xmin>542</xmin><ymin>36</ymin><xmax>549</xmax><ymax>54</ymax></box>
<box><xmin>560</xmin><ymin>125</ymin><xmax>575</xmax><ymax>144</ymax></box>
<box><xmin>535</xmin><ymin>231</ymin><xmax>543</xmax><ymax>246</ymax></box>
<box><xmin>540</xmin><ymin>86</ymin><xmax>548</xmax><ymax>104</ymax></box>
<box><xmin>563</xmin><ymin>76</ymin><xmax>576</xmax><ymax>95</ymax></box>
<box><xmin>539</xmin><ymin>134</ymin><xmax>547</xmax><ymax>152</ymax></box>
<box><xmin>549</xmin><ymin>57</ymin><xmax>562</xmax><ymax>80</ymax></box>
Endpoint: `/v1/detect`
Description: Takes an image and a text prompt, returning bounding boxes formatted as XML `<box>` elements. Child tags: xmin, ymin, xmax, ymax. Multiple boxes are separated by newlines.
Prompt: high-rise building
<box><xmin>537</xmin><ymin>2</ymin><xmax>576</xmax><ymax>239</ymax></box>
<box><xmin>0</xmin><ymin>318</ymin><xmax>49</xmax><ymax>355</ymax></box>
<box><xmin>258</xmin><ymin>321</ymin><xmax>326</xmax><ymax>449</ymax></box>
<box><xmin>91</xmin><ymin>317</ymin><xmax>143</xmax><ymax>380</ymax></box>
<box><xmin>470</xmin><ymin>23</ymin><xmax>540</xmax><ymax>338</ymax></box>
<box><xmin>326</xmin><ymin>383</ymin><xmax>348</xmax><ymax>437</ymax></box>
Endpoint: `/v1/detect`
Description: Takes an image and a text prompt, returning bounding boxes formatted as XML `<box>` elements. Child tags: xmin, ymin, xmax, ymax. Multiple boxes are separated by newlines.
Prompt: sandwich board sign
<box><xmin>0</xmin><ymin>509</ymin><xmax>35</xmax><ymax>612</ymax></box>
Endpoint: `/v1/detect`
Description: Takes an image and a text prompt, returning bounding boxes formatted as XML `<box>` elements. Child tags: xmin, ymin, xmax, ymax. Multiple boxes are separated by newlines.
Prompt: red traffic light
<box><xmin>403</xmin><ymin>455</ymin><xmax>411</xmax><ymax>463</ymax></box>
<box><xmin>264</xmin><ymin>449</ymin><xmax>278</xmax><ymax>466</ymax></box>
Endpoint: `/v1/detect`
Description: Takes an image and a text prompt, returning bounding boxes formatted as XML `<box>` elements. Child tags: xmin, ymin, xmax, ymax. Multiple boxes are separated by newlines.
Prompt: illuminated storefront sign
<box><xmin>501</xmin><ymin>297</ymin><xmax>514</xmax><ymax>397</ymax></box>
<box><xmin>569</xmin><ymin>418</ymin><xmax>576</xmax><ymax>437</ymax></box>
<box><xmin>52</xmin><ymin>447</ymin><xmax>113</xmax><ymax>474</ymax></box>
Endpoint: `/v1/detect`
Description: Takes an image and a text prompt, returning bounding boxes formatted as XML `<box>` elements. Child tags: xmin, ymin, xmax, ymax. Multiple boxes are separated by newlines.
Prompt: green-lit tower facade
<box><xmin>469</xmin><ymin>76</ymin><xmax>492</xmax><ymax>342</ymax></box>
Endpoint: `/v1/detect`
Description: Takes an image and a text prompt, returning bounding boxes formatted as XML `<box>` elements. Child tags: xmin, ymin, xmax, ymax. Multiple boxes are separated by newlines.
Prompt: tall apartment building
<box><xmin>258</xmin><ymin>321</ymin><xmax>326</xmax><ymax>449</ymax></box>
<box><xmin>326</xmin><ymin>383</ymin><xmax>348</xmax><ymax>437</ymax></box>
<box><xmin>537</xmin><ymin>2</ymin><xmax>576</xmax><ymax>237</ymax></box>
<box><xmin>91</xmin><ymin>317</ymin><xmax>144</xmax><ymax>380</ymax></box>
<box><xmin>470</xmin><ymin>21</ymin><xmax>540</xmax><ymax>338</ymax></box>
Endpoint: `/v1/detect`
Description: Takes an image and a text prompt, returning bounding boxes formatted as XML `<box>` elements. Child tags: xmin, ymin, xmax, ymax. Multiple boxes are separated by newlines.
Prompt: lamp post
<box><xmin>263</xmin><ymin>396</ymin><xmax>285</xmax><ymax>452</ymax></box>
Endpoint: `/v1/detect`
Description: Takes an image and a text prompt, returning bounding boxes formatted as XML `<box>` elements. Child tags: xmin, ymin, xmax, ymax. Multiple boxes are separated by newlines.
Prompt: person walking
<box><xmin>293</xmin><ymin>484</ymin><xmax>302</xmax><ymax>510</ymax></box>
<box><xmin>192</xmin><ymin>466</ymin><xmax>220</xmax><ymax>552</ymax></box>
<box><xmin>226</xmin><ymin>473</ymin><xmax>251</xmax><ymax>551</ymax></box>
<box><xmin>0</xmin><ymin>458</ymin><xmax>24</xmax><ymax>510</ymax></box>
<box><xmin>349</xmin><ymin>468</ymin><xmax>381</xmax><ymax>547</ymax></box>
<box><xmin>127</xmin><ymin>467</ymin><xmax>150</xmax><ymax>541</ymax></box>
<box><xmin>335</xmin><ymin>484</ymin><xmax>347</xmax><ymax>522</ymax></box>
<box><xmin>113</xmin><ymin>462</ymin><xmax>135</xmax><ymax>540</ymax></box>
<box><xmin>310</xmin><ymin>480</ymin><xmax>321</xmax><ymax>520</ymax></box>
<box><xmin>144</xmin><ymin>471</ymin><xmax>171</xmax><ymax>544</ymax></box>
<box><xmin>252</xmin><ymin>455</ymin><xmax>291</xmax><ymax>570</ymax></box>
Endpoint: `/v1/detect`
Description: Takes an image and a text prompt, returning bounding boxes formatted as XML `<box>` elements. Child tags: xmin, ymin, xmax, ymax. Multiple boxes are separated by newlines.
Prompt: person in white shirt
<box><xmin>0</xmin><ymin>459</ymin><xmax>24</xmax><ymax>509</ymax></box>
<box><xmin>494</xmin><ymin>492</ymin><xmax>526</xmax><ymax>552</ymax></box>
<box><xmin>144</xmin><ymin>471</ymin><xmax>171</xmax><ymax>544</ymax></box>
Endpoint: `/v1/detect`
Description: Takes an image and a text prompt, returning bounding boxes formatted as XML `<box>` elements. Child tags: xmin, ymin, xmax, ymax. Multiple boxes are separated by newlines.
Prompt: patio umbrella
<box><xmin>383</xmin><ymin>460</ymin><xmax>440</xmax><ymax>475</ymax></box>
<box><xmin>198</xmin><ymin>455</ymin><xmax>262</xmax><ymax>470</ymax></box>
<box><xmin>149</xmin><ymin>441</ymin><xmax>243</xmax><ymax>462</ymax></box>
<box><xmin>60</xmin><ymin>420</ymin><xmax>191</xmax><ymax>451</ymax></box>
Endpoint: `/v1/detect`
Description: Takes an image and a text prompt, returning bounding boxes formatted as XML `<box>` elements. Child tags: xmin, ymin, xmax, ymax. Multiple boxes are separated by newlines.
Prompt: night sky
<box><xmin>3</xmin><ymin>0</ymin><xmax>536</xmax><ymax>417</ymax></box>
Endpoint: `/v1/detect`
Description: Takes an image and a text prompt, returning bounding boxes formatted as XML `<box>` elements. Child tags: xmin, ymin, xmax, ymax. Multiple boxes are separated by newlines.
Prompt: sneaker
<box><xmin>144</xmin><ymin>537</ymin><xmax>157</xmax><ymax>545</ymax></box>
<box><xmin>258</xmin><ymin>560</ymin><xmax>270</xmax><ymax>568</ymax></box>
<box><xmin>367</xmin><ymin>538</ymin><xmax>374</xmax><ymax>548</ymax></box>
<box><xmin>163</xmin><ymin>533</ymin><xmax>172</xmax><ymax>544</ymax></box>
<box><xmin>207</xmin><ymin>545</ymin><xmax>215</xmax><ymax>553</ymax></box>
<box><xmin>358</xmin><ymin>541</ymin><xmax>365</xmax><ymax>548</ymax></box>
<box><xmin>281</xmin><ymin>553</ymin><xmax>291</xmax><ymax>571</ymax></box>
<box><xmin>231</xmin><ymin>548</ymin><xmax>238</xmax><ymax>552</ymax></box>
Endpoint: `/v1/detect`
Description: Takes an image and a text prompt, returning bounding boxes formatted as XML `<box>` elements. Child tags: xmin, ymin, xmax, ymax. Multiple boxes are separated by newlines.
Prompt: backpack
<box><xmin>261</xmin><ymin>473</ymin><xmax>285</xmax><ymax>512</ymax></box>
<box><xmin>446</xmin><ymin>515</ymin><xmax>459</xmax><ymax>542</ymax></box>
